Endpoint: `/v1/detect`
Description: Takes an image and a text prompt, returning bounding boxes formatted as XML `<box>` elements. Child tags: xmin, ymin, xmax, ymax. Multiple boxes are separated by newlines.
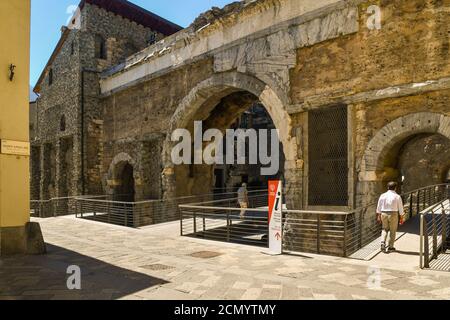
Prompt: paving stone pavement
<box><xmin>1</xmin><ymin>216</ymin><xmax>450</xmax><ymax>300</ymax></box>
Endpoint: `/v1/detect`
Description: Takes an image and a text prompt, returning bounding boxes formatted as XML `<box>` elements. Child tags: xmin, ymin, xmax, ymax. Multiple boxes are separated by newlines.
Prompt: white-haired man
<box><xmin>377</xmin><ymin>181</ymin><xmax>405</xmax><ymax>253</ymax></box>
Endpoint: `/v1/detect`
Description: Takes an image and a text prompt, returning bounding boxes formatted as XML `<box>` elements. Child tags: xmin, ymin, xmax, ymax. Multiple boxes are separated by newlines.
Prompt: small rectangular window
<box><xmin>95</xmin><ymin>35</ymin><xmax>107</xmax><ymax>60</ymax></box>
<box><xmin>48</xmin><ymin>69</ymin><xmax>53</xmax><ymax>86</ymax></box>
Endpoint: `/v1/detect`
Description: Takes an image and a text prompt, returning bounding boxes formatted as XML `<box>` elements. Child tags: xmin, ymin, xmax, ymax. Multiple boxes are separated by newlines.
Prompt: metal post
<box><xmin>409</xmin><ymin>194</ymin><xmax>413</xmax><ymax>219</ymax></box>
<box><xmin>432</xmin><ymin>212</ymin><xmax>438</xmax><ymax>259</ymax></box>
<box><xmin>417</xmin><ymin>190</ymin><xmax>421</xmax><ymax>214</ymax></box>
<box><xmin>343</xmin><ymin>215</ymin><xmax>348</xmax><ymax>257</ymax></box>
<box><xmin>53</xmin><ymin>200</ymin><xmax>56</xmax><ymax>217</ymax></box>
<box><xmin>180</xmin><ymin>210</ymin><xmax>183</xmax><ymax>236</ymax></box>
<box><xmin>124</xmin><ymin>203</ymin><xmax>128</xmax><ymax>227</ymax></box>
<box><xmin>423</xmin><ymin>217</ymin><xmax>430</xmax><ymax>268</ymax></box>
<box><xmin>359</xmin><ymin>211</ymin><xmax>363</xmax><ymax>249</ymax></box>
<box><xmin>428</xmin><ymin>188</ymin><xmax>431</xmax><ymax>208</ymax></box>
<box><xmin>420</xmin><ymin>214</ymin><xmax>424</xmax><ymax>269</ymax></box>
<box><xmin>442</xmin><ymin>213</ymin><xmax>447</xmax><ymax>252</ymax></box>
<box><xmin>226</xmin><ymin>212</ymin><xmax>230</xmax><ymax>242</ymax></box>
<box><xmin>317</xmin><ymin>215</ymin><xmax>321</xmax><ymax>254</ymax></box>
<box><xmin>193</xmin><ymin>211</ymin><xmax>197</xmax><ymax>236</ymax></box>
<box><xmin>40</xmin><ymin>202</ymin><xmax>43</xmax><ymax>218</ymax></box>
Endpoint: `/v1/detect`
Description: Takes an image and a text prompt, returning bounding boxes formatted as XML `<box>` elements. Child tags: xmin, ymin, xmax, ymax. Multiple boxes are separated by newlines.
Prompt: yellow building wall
<box><xmin>0</xmin><ymin>0</ymin><xmax>31</xmax><ymax>228</ymax></box>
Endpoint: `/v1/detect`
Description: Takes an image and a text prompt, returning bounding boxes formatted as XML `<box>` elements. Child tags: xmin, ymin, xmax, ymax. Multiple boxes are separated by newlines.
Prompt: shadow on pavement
<box><xmin>0</xmin><ymin>244</ymin><xmax>168</xmax><ymax>300</ymax></box>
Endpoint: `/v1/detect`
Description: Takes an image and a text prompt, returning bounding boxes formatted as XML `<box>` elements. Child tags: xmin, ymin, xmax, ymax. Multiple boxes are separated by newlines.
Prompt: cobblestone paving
<box><xmin>1</xmin><ymin>216</ymin><xmax>450</xmax><ymax>300</ymax></box>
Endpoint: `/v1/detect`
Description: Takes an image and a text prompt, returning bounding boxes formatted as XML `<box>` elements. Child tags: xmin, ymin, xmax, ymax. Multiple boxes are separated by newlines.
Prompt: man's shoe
<box><xmin>388</xmin><ymin>247</ymin><xmax>396</xmax><ymax>252</ymax></box>
<box><xmin>381</xmin><ymin>243</ymin><xmax>386</xmax><ymax>253</ymax></box>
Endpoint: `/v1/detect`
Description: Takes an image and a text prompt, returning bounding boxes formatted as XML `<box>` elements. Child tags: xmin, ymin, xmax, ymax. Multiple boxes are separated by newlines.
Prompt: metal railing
<box><xmin>75</xmin><ymin>190</ymin><xmax>267</xmax><ymax>228</ymax></box>
<box><xmin>180</xmin><ymin>193</ymin><xmax>269</xmax><ymax>247</ymax></box>
<box><xmin>282</xmin><ymin>209</ymin><xmax>349</xmax><ymax>257</ymax></box>
<box><xmin>420</xmin><ymin>200</ymin><xmax>450</xmax><ymax>269</ymax></box>
<box><xmin>180</xmin><ymin>184</ymin><xmax>450</xmax><ymax>257</ymax></box>
<box><xmin>30</xmin><ymin>195</ymin><xmax>109</xmax><ymax>218</ymax></box>
<box><xmin>340</xmin><ymin>183</ymin><xmax>450</xmax><ymax>257</ymax></box>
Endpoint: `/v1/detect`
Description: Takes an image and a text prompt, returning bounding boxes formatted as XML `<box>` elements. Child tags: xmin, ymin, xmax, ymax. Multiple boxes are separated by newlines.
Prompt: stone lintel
<box><xmin>288</xmin><ymin>77</ymin><xmax>450</xmax><ymax>114</ymax></box>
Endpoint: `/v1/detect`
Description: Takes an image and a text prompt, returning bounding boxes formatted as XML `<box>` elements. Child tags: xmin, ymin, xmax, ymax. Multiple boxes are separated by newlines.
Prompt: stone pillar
<box><xmin>284</xmin><ymin>162</ymin><xmax>303</xmax><ymax>210</ymax></box>
<box><xmin>72</xmin><ymin>133</ymin><xmax>83</xmax><ymax>196</ymax></box>
<box><xmin>39</xmin><ymin>146</ymin><xmax>46</xmax><ymax>201</ymax></box>
<box><xmin>55</xmin><ymin>139</ymin><xmax>61</xmax><ymax>198</ymax></box>
<box><xmin>162</xmin><ymin>166</ymin><xmax>176</xmax><ymax>200</ymax></box>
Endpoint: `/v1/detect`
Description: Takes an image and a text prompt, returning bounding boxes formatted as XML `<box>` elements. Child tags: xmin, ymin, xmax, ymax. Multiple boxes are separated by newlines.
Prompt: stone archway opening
<box><xmin>163</xmin><ymin>72</ymin><xmax>301</xmax><ymax>208</ymax></box>
<box><xmin>172</xmin><ymin>91</ymin><xmax>286</xmax><ymax>197</ymax></box>
<box><xmin>113</xmin><ymin>161</ymin><xmax>135</xmax><ymax>203</ymax></box>
<box><xmin>358</xmin><ymin>112</ymin><xmax>450</xmax><ymax>207</ymax></box>
<box><xmin>397</xmin><ymin>133</ymin><xmax>450</xmax><ymax>193</ymax></box>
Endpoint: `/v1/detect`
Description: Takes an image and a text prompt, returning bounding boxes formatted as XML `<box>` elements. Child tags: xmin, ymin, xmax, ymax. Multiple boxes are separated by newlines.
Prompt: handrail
<box><xmin>73</xmin><ymin>189</ymin><xmax>267</xmax><ymax>206</ymax></box>
<box><xmin>420</xmin><ymin>199</ymin><xmax>450</xmax><ymax>269</ymax></box>
<box><xmin>179</xmin><ymin>183</ymin><xmax>450</xmax><ymax>258</ymax></box>
<box><xmin>31</xmin><ymin>194</ymin><xmax>108</xmax><ymax>203</ymax></box>
<box><xmin>181</xmin><ymin>183</ymin><xmax>450</xmax><ymax>215</ymax></box>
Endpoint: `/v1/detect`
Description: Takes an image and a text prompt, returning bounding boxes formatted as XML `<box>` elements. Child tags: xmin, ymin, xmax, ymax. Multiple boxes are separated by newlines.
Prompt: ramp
<box><xmin>349</xmin><ymin>215</ymin><xmax>421</xmax><ymax>266</ymax></box>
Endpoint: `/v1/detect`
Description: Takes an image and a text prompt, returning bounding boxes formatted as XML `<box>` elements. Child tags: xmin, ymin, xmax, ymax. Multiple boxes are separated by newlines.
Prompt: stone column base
<box><xmin>0</xmin><ymin>222</ymin><xmax>46</xmax><ymax>256</ymax></box>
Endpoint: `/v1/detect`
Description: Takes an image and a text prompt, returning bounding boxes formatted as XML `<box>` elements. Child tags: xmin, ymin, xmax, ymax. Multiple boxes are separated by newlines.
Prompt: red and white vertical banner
<box><xmin>268</xmin><ymin>180</ymin><xmax>282</xmax><ymax>255</ymax></box>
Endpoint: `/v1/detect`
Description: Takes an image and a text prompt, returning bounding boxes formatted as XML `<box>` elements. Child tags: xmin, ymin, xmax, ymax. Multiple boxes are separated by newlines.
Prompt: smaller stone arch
<box><xmin>105</xmin><ymin>152</ymin><xmax>138</xmax><ymax>199</ymax></box>
<box><xmin>357</xmin><ymin>112</ymin><xmax>450</xmax><ymax>207</ymax></box>
<box><xmin>361</xmin><ymin>112</ymin><xmax>450</xmax><ymax>176</ymax></box>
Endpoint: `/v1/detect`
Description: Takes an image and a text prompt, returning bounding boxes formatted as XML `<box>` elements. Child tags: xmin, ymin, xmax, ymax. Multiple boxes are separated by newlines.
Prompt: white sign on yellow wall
<box><xmin>1</xmin><ymin>140</ymin><xmax>30</xmax><ymax>156</ymax></box>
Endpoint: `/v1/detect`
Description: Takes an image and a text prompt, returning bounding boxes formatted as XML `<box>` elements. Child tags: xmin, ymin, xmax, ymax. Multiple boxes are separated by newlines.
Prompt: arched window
<box><xmin>94</xmin><ymin>35</ymin><xmax>107</xmax><ymax>59</ymax></box>
<box><xmin>60</xmin><ymin>115</ymin><xmax>66</xmax><ymax>132</ymax></box>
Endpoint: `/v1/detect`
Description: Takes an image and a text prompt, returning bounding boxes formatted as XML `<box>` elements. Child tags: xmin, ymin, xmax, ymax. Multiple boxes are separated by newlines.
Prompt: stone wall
<box><xmin>32</xmin><ymin>2</ymin><xmax>170</xmax><ymax>200</ymax></box>
<box><xmin>34</xmin><ymin>0</ymin><xmax>450</xmax><ymax>214</ymax></box>
<box><xmin>99</xmin><ymin>0</ymin><xmax>450</xmax><ymax>209</ymax></box>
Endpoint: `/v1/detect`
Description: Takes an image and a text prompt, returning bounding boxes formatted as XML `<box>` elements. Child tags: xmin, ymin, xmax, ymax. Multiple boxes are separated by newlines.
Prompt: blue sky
<box><xmin>30</xmin><ymin>0</ymin><xmax>232</xmax><ymax>88</ymax></box>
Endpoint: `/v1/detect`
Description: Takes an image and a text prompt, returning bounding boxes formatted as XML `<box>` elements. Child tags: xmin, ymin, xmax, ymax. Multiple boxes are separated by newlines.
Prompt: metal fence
<box><xmin>75</xmin><ymin>190</ymin><xmax>267</xmax><ymax>228</ymax></box>
<box><xmin>180</xmin><ymin>193</ymin><xmax>269</xmax><ymax>247</ymax></box>
<box><xmin>30</xmin><ymin>195</ymin><xmax>109</xmax><ymax>218</ymax></box>
<box><xmin>420</xmin><ymin>200</ymin><xmax>450</xmax><ymax>269</ymax></box>
<box><xmin>343</xmin><ymin>184</ymin><xmax>450</xmax><ymax>257</ymax></box>
<box><xmin>180</xmin><ymin>184</ymin><xmax>450</xmax><ymax>258</ymax></box>
<box><xmin>282</xmin><ymin>209</ymin><xmax>350</xmax><ymax>256</ymax></box>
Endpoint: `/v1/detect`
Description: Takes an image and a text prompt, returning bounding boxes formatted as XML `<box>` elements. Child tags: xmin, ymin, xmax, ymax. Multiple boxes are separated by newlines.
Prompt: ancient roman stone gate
<box><xmin>89</xmin><ymin>0</ymin><xmax>449</xmax><ymax>212</ymax></box>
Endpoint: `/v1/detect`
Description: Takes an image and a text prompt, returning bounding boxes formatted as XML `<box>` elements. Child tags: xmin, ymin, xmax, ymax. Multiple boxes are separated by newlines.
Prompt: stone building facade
<box><xmin>31</xmin><ymin>0</ymin><xmax>182</xmax><ymax>201</ymax></box>
<box><xmin>33</xmin><ymin>0</ymin><xmax>450</xmax><ymax>214</ymax></box>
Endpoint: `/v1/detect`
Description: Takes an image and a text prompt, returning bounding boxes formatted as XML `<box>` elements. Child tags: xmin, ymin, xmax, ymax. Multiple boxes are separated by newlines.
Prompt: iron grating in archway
<box><xmin>308</xmin><ymin>104</ymin><xmax>348</xmax><ymax>206</ymax></box>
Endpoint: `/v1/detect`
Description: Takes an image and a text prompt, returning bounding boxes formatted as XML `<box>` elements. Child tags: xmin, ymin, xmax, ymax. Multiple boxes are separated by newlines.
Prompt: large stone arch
<box><xmin>357</xmin><ymin>112</ymin><xmax>450</xmax><ymax>206</ymax></box>
<box><xmin>162</xmin><ymin>71</ymin><xmax>301</xmax><ymax>206</ymax></box>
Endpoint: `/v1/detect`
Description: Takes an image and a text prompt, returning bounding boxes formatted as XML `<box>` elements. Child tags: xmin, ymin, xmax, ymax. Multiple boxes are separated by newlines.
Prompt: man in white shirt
<box><xmin>376</xmin><ymin>181</ymin><xmax>405</xmax><ymax>253</ymax></box>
